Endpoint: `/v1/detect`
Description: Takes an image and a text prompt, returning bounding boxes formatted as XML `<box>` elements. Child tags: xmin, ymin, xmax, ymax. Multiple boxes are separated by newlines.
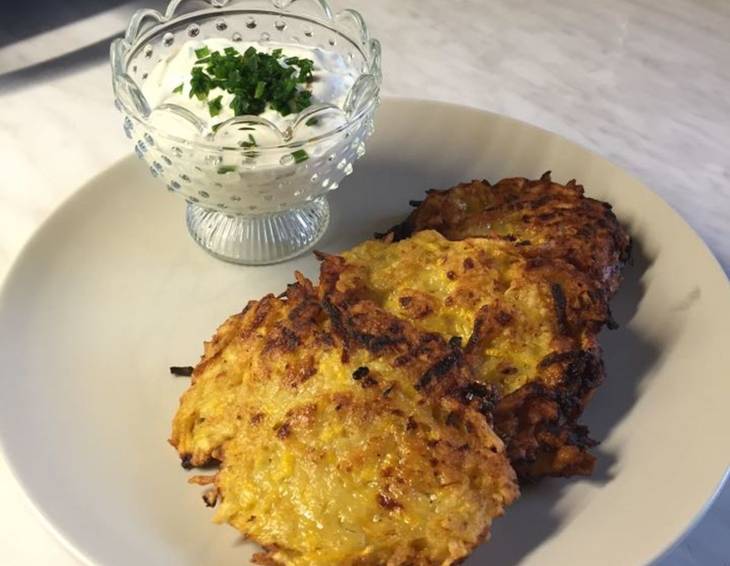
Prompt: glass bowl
<box><xmin>111</xmin><ymin>0</ymin><xmax>381</xmax><ymax>265</ymax></box>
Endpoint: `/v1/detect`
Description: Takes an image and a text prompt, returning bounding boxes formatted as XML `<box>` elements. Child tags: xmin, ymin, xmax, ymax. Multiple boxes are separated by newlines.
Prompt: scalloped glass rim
<box><xmin>111</xmin><ymin>2</ymin><xmax>382</xmax><ymax>152</ymax></box>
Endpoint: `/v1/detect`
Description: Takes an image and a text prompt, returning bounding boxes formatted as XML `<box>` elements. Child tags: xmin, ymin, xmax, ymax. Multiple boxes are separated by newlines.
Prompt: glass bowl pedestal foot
<box><xmin>185</xmin><ymin>196</ymin><xmax>330</xmax><ymax>265</ymax></box>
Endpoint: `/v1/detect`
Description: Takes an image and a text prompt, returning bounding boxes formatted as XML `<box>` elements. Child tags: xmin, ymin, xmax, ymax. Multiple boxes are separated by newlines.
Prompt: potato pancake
<box><xmin>320</xmin><ymin>230</ymin><xmax>606</xmax><ymax>479</ymax></box>
<box><xmin>171</xmin><ymin>276</ymin><xmax>517</xmax><ymax>565</ymax></box>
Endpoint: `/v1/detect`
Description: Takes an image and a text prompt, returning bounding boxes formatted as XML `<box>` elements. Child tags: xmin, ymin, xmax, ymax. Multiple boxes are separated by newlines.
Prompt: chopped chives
<box><xmin>194</xmin><ymin>46</ymin><xmax>210</xmax><ymax>58</ymax></box>
<box><xmin>254</xmin><ymin>81</ymin><xmax>266</xmax><ymax>99</ymax></box>
<box><xmin>186</xmin><ymin>46</ymin><xmax>314</xmax><ymax>118</ymax></box>
<box><xmin>208</xmin><ymin>95</ymin><xmax>223</xmax><ymax>117</ymax></box>
<box><xmin>240</xmin><ymin>133</ymin><xmax>257</xmax><ymax>148</ymax></box>
<box><xmin>291</xmin><ymin>149</ymin><xmax>309</xmax><ymax>164</ymax></box>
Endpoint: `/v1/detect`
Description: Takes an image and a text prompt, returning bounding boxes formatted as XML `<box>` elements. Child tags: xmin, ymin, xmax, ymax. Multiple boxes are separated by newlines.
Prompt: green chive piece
<box><xmin>194</xmin><ymin>46</ymin><xmax>210</xmax><ymax>58</ymax></box>
<box><xmin>240</xmin><ymin>133</ymin><xmax>257</xmax><ymax>149</ymax></box>
<box><xmin>291</xmin><ymin>149</ymin><xmax>309</xmax><ymax>164</ymax></box>
<box><xmin>172</xmin><ymin>83</ymin><xmax>184</xmax><ymax>94</ymax></box>
<box><xmin>208</xmin><ymin>95</ymin><xmax>223</xmax><ymax>117</ymax></box>
<box><xmin>254</xmin><ymin>81</ymin><xmax>266</xmax><ymax>99</ymax></box>
<box><xmin>189</xmin><ymin>66</ymin><xmax>212</xmax><ymax>100</ymax></box>
<box><xmin>217</xmin><ymin>165</ymin><xmax>237</xmax><ymax>174</ymax></box>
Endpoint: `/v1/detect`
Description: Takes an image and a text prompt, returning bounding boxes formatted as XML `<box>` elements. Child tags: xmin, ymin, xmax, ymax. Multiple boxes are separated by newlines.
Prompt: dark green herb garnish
<box><xmin>190</xmin><ymin>66</ymin><xmax>213</xmax><ymax>101</ymax></box>
<box><xmin>172</xmin><ymin>83</ymin><xmax>184</xmax><ymax>94</ymax></box>
<box><xmin>240</xmin><ymin>133</ymin><xmax>257</xmax><ymax>149</ymax></box>
<box><xmin>254</xmin><ymin>80</ymin><xmax>266</xmax><ymax>99</ymax></box>
<box><xmin>305</xmin><ymin>116</ymin><xmax>319</xmax><ymax>126</ymax></box>
<box><xmin>208</xmin><ymin>95</ymin><xmax>223</xmax><ymax>117</ymax></box>
<box><xmin>217</xmin><ymin>165</ymin><xmax>237</xmax><ymax>174</ymax></box>
<box><xmin>291</xmin><ymin>149</ymin><xmax>309</xmax><ymax>163</ymax></box>
<box><xmin>187</xmin><ymin>46</ymin><xmax>314</xmax><ymax>118</ymax></box>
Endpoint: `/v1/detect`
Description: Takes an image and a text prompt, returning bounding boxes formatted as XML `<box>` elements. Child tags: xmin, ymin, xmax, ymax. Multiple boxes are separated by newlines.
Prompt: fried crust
<box><xmin>171</xmin><ymin>276</ymin><xmax>518</xmax><ymax>565</ymax></box>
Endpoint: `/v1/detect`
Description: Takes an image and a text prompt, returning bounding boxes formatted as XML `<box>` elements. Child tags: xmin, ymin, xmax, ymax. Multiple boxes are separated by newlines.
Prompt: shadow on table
<box><xmin>0</xmin><ymin>0</ymin><xmax>129</xmax><ymax>48</ymax></box>
<box><xmin>329</xmin><ymin>156</ymin><xmax>662</xmax><ymax>564</ymax></box>
<box><xmin>0</xmin><ymin>36</ymin><xmax>117</xmax><ymax>93</ymax></box>
<box><xmin>0</xmin><ymin>0</ymin><xmax>166</xmax><ymax>91</ymax></box>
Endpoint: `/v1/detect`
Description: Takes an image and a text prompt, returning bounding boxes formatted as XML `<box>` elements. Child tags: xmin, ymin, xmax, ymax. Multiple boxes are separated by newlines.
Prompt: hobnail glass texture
<box><xmin>111</xmin><ymin>0</ymin><xmax>381</xmax><ymax>264</ymax></box>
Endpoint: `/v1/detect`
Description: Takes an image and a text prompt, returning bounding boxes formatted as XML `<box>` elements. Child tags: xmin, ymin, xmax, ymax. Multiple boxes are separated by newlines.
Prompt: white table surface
<box><xmin>0</xmin><ymin>1</ymin><xmax>728</xmax><ymax>564</ymax></box>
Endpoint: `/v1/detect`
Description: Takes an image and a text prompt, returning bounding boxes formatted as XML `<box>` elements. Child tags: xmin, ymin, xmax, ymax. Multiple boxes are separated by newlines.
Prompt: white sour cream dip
<box><xmin>141</xmin><ymin>38</ymin><xmax>358</xmax><ymax>140</ymax></box>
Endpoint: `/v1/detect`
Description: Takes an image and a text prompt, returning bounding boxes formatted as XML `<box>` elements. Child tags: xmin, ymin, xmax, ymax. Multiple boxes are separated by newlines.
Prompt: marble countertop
<box><xmin>0</xmin><ymin>0</ymin><xmax>728</xmax><ymax>564</ymax></box>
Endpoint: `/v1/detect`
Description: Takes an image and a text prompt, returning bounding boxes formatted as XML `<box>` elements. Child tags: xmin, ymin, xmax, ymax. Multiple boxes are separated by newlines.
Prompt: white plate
<box><xmin>0</xmin><ymin>99</ymin><xmax>728</xmax><ymax>566</ymax></box>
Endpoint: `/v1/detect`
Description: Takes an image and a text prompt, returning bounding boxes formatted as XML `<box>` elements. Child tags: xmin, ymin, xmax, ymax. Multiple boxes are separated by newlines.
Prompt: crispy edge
<box><xmin>381</xmin><ymin>173</ymin><xmax>631</xmax><ymax>298</ymax></box>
